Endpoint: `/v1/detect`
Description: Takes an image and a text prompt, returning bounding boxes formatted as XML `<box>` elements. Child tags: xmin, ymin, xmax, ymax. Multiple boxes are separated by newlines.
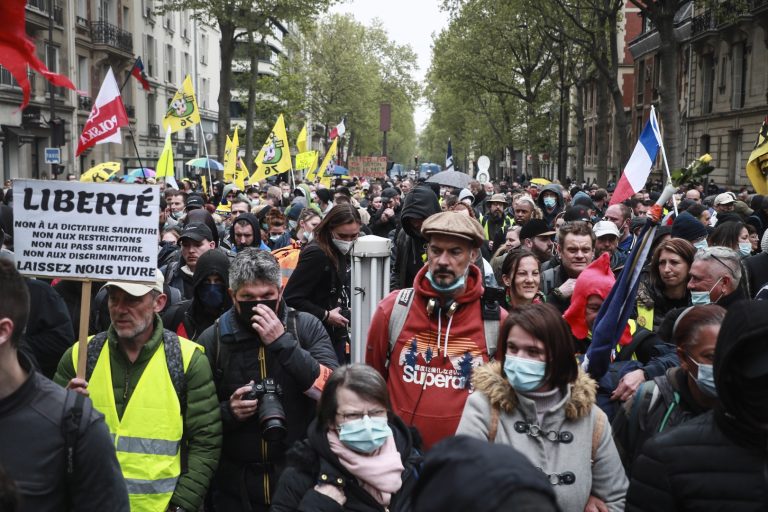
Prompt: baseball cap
<box><xmin>186</xmin><ymin>195</ymin><xmax>205</xmax><ymax>210</ymax></box>
<box><xmin>593</xmin><ymin>220</ymin><xmax>620</xmax><ymax>239</ymax></box>
<box><xmin>488</xmin><ymin>193</ymin><xmax>507</xmax><ymax>204</ymax></box>
<box><xmin>563</xmin><ymin>205</ymin><xmax>591</xmax><ymax>223</ymax></box>
<box><xmin>103</xmin><ymin>269</ymin><xmax>164</xmax><ymax>297</ymax></box>
<box><xmin>519</xmin><ymin>219</ymin><xmax>556</xmax><ymax>241</ymax></box>
<box><xmin>421</xmin><ymin>211</ymin><xmax>485</xmax><ymax>248</ymax></box>
<box><xmin>179</xmin><ymin>222</ymin><xmax>213</xmax><ymax>243</ymax></box>
<box><xmin>714</xmin><ymin>192</ymin><xmax>735</xmax><ymax>206</ymax></box>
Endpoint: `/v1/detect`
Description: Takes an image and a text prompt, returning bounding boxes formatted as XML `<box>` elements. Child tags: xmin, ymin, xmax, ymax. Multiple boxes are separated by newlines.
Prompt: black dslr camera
<box><xmin>245</xmin><ymin>378</ymin><xmax>287</xmax><ymax>441</ymax></box>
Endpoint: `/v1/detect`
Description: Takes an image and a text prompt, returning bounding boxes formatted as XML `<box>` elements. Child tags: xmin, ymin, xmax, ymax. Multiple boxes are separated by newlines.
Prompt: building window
<box><xmin>201</xmin><ymin>78</ymin><xmax>209</xmax><ymax>109</ymax></box>
<box><xmin>652</xmin><ymin>55</ymin><xmax>660</xmax><ymax>100</ymax></box>
<box><xmin>46</xmin><ymin>44</ymin><xmax>60</xmax><ymax>95</ymax></box>
<box><xmin>200</xmin><ymin>32</ymin><xmax>208</xmax><ymax>64</ymax></box>
<box><xmin>147</xmin><ymin>93</ymin><xmax>156</xmax><ymax>132</ymax></box>
<box><xmin>145</xmin><ymin>35</ymin><xmax>156</xmax><ymax>77</ymax></box>
<box><xmin>77</xmin><ymin>56</ymin><xmax>89</xmax><ymax>93</ymax></box>
<box><xmin>165</xmin><ymin>44</ymin><xmax>174</xmax><ymax>83</ymax></box>
<box><xmin>700</xmin><ymin>134</ymin><xmax>710</xmax><ymax>155</ymax></box>
<box><xmin>701</xmin><ymin>54</ymin><xmax>715</xmax><ymax>114</ymax></box>
<box><xmin>731</xmin><ymin>43</ymin><xmax>747</xmax><ymax>109</ymax></box>
<box><xmin>636</xmin><ymin>61</ymin><xmax>645</xmax><ymax>105</ymax></box>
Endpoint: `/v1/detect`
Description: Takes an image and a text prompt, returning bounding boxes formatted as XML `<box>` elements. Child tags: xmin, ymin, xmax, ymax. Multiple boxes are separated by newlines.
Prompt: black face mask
<box><xmin>235</xmin><ymin>299</ymin><xmax>279</xmax><ymax>331</ymax></box>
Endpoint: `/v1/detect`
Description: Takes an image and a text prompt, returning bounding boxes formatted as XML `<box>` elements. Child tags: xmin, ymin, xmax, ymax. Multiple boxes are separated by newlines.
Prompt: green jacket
<box><xmin>54</xmin><ymin>316</ymin><xmax>222</xmax><ymax>511</ymax></box>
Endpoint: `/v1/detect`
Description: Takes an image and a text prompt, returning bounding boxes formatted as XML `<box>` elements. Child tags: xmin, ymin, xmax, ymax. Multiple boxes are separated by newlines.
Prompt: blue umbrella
<box><xmin>186</xmin><ymin>157</ymin><xmax>224</xmax><ymax>171</ymax></box>
<box><xmin>333</xmin><ymin>165</ymin><xmax>348</xmax><ymax>176</ymax></box>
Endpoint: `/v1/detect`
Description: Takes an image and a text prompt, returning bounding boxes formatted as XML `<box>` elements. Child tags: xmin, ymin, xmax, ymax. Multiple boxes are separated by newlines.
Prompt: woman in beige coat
<box><xmin>457</xmin><ymin>303</ymin><xmax>628</xmax><ymax>512</ymax></box>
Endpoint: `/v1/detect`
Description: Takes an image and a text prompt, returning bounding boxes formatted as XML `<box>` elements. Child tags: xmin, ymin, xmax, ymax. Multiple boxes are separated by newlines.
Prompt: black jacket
<box><xmin>0</xmin><ymin>355</ymin><xmax>128</xmax><ymax>512</ymax></box>
<box><xmin>743</xmin><ymin>252</ymin><xmax>768</xmax><ymax>298</ymax></box>
<box><xmin>271</xmin><ymin>415</ymin><xmax>422</xmax><ymax>512</ymax></box>
<box><xmin>283</xmin><ymin>242</ymin><xmax>349</xmax><ymax>362</ymax></box>
<box><xmin>196</xmin><ymin>304</ymin><xmax>338</xmax><ymax>511</ymax></box>
<box><xmin>627</xmin><ymin>300</ymin><xmax>768</xmax><ymax>511</ymax></box>
<box><xmin>390</xmin><ymin>186</ymin><xmax>441</xmax><ymax>290</ymax></box>
<box><xmin>24</xmin><ymin>279</ymin><xmax>75</xmax><ymax>379</ymax></box>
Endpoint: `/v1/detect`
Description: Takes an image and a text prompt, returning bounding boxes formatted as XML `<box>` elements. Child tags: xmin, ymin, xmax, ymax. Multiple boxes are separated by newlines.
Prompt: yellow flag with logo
<box><xmin>223</xmin><ymin>127</ymin><xmax>239</xmax><ymax>183</ymax></box>
<box><xmin>746</xmin><ymin>116</ymin><xmax>768</xmax><ymax>195</ymax></box>
<box><xmin>307</xmin><ymin>137</ymin><xmax>337</xmax><ymax>182</ymax></box>
<box><xmin>250</xmin><ymin>114</ymin><xmax>293</xmax><ymax>182</ymax></box>
<box><xmin>200</xmin><ymin>175</ymin><xmax>208</xmax><ymax>194</ymax></box>
<box><xmin>163</xmin><ymin>75</ymin><xmax>201</xmax><ymax>133</ymax></box>
<box><xmin>156</xmin><ymin>127</ymin><xmax>174</xmax><ymax>178</ymax></box>
<box><xmin>296</xmin><ymin>123</ymin><xmax>307</xmax><ymax>153</ymax></box>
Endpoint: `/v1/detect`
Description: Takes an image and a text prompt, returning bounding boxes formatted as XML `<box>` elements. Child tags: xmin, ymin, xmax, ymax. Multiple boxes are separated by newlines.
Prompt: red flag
<box><xmin>131</xmin><ymin>57</ymin><xmax>151</xmax><ymax>92</ymax></box>
<box><xmin>0</xmin><ymin>0</ymin><xmax>76</xmax><ymax>109</ymax></box>
<box><xmin>76</xmin><ymin>68</ymin><xmax>129</xmax><ymax>156</ymax></box>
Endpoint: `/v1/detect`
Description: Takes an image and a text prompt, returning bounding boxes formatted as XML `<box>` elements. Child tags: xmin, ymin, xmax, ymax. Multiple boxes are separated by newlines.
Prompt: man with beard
<box><xmin>519</xmin><ymin>219</ymin><xmax>556</xmax><ymax>265</ymax></box>
<box><xmin>479</xmin><ymin>194</ymin><xmax>514</xmax><ymax>258</ymax></box>
<box><xmin>540</xmin><ymin>221</ymin><xmax>595</xmax><ymax>312</ymax></box>
<box><xmin>229</xmin><ymin>213</ymin><xmax>269</xmax><ymax>254</ymax></box>
<box><xmin>164</xmin><ymin>223</ymin><xmax>217</xmax><ymax>300</ymax></box>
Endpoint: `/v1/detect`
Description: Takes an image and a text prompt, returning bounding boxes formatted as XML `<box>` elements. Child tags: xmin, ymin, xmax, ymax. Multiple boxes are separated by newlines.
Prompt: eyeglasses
<box><xmin>709</xmin><ymin>252</ymin><xmax>736</xmax><ymax>278</ymax></box>
<box><xmin>336</xmin><ymin>409</ymin><xmax>387</xmax><ymax>422</ymax></box>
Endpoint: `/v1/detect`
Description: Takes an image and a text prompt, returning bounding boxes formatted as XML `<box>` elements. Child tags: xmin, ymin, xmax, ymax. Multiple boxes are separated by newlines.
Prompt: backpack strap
<box><xmin>591</xmin><ymin>409</ymin><xmax>606</xmax><ymax>464</ymax></box>
<box><xmin>85</xmin><ymin>331</ymin><xmax>109</xmax><ymax>381</ymax></box>
<box><xmin>481</xmin><ymin>296</ymin><xmax>501</xmax><ymax>359</ymax></box>
<box><xmin>161</xmin><ymin>330</ymin><xmax>187</xmax><ymax>416</ymax></box>
<box><xmin>627</xmin><ymin>380</ymin><xmax>655</xmax><ymax>453</ymax></box>
<box><xmin>62</xmin><ymin>391</ymin><xmax>86</xmax><ymax>477</ymax></box>
<box><xmin>386</xmin><ymin>288</ymin><xmax>416</xmax><ymax>372</ymax></box>
<box><xmin>488</xmin><ymin>404</ymin><xmax>500</xmax><ymax>443</ymax></box>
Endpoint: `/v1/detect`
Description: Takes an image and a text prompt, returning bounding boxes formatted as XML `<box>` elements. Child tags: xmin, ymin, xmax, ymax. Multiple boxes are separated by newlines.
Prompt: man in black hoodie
<box><xmin>536</xmin><ymin>184</ymin><xmax>564</xmax><ymax>229</ymax></box>
<box><xmin>229</xmin><ymin>213</ymin><xmax>269</xmax><ymax>254</ymax></box>
<box><xmin>390</xmin><ymin>185</ymin><xmax>441</xmax><ymax>290</ymax></box>
<box><xmin>627</xmin><ymin>300</ymin><xmax>768</xmax><ymax>511</ymax></box>
<box><xmin>163</xmin><ymin>250</ymin><xmax>232</xmax><ymax>340</ymax></box>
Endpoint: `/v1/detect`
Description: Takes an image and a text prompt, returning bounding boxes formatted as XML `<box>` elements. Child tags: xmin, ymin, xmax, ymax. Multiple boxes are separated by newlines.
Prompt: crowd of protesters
<box><xmin>1</xmin><ymin>170</ymin><xmax>767</xmax><ymax>512</ymax></box>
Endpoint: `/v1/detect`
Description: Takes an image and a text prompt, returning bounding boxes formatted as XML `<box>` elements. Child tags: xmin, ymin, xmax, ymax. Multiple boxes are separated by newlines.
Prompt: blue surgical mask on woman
<box><xmin>686</xmin><ymin>353</ymin><xmax>717</xmax><ymax>397</ymax></box>
<box><xmin>504</xmin><ymin>354</ymin><xmax>546</xmax><ymax>392</ymax></box>
<box><xmin>693</xmin><ymin>239</ymin><xmax>708</xmax><ymax>252</ymax></box>
<box><xmin>338</xmin><ymin>415</ymin><xmax>392</xmax><ymax>453</ymax></box>
<box><xmin>738</xmin><ymin>241</ymin><xmax>752</xmax><ymax>257</ymax></box>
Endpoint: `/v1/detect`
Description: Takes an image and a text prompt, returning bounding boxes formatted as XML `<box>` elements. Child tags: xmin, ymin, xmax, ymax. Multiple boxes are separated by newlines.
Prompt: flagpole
<box><xmin>651</xmin><ymin>106</ymin><xmax>678</xmax><ymax>216</ymax></box>
<box><xmin>198</xmin><ymin>122</ymin><xmax>213</xmax><ymax>195</ymax></box>
<box><xmin>125</xmin><ymin>124</ymin><xmax>147</xmax><ymax>180</ymax></box>
<box><xmin>120</xmin><ymin>60</ymin><xmax>138</xmax><ymax>93</ymax></box>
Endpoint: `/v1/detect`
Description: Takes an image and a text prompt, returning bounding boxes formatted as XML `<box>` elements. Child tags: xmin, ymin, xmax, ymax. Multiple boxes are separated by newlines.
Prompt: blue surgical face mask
<box><xmin>686</xmin><ymin>353</ymin><xmax>717</xmax><ymax>397</ymax></box>
<box><xmin>303</xmin><ymin>231</ymin><xmax>314</xmax><ymax>243</ymax></box>
<box><xmin>504</xmin><ymin>354</ymin><xmax>546</xmax><ymax>392</ymax></box>
<box><xmin>338</xmin><ymin>415</ymin><xmax>392</xmax><ymax>453</ymax></box>
<box><xmin>693</xmin><ymin>239</ymin><xmax>708</xmax><ymax>251</ymax></box>
<box><xmin>738</xmin><ymin>241</ymin><xmax>752</xmax><ymax>257</ymax></box>
<box><xmin>543</xmin><ymin>197</ymin><xmax>557</xmax><ymax>209</ymax></box>
<box><xmin>691</xmin><ymin>276</ymin><xmax>723</xmax><ymax>306</ymax></box>
<box><xmin>425</xmin><ymin>269</ymin><xmax>466</xmax><ymax>294</ymax></box>
<box><xmin>269</xmin><ymin>234</ymin><xmax>283</xmax><ymax>243</ymax></box>
<box><xmin>199</xmin><ymin>283</ymin><xmax>227</xmax><ymax>309</ymax></box>
<box><xmin>288</xmin><ymin>220</ymin><xmax>298</xmax><ymax>231</ymax></box>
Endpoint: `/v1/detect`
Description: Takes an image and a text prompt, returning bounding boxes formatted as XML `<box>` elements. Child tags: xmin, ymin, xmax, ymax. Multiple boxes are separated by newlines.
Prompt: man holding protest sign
<box><xmin>54</xmin><ymin>270</ymin><xmax>222</xmax><ymax>512</ymax></box>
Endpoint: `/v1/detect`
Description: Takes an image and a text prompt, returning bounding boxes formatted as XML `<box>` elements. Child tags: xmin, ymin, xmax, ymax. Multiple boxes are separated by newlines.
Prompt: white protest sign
<box><xmin>476</xmin><ymin>155</ymin><xmax>490</xmax><ymax>183</ymax></box>
<box><xmin>13</xmin><ymin>179</ymin><xmax>159</xmax><ymax>282</ymax></box>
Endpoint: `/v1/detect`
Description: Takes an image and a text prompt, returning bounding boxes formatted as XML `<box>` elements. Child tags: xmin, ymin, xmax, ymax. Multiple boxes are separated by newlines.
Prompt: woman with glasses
<box><xmin>284</xmin><ymin>204</ymin><xmax>361</xmax><ymax>363</ymax></box>
<box><xmin>271</xmin><ymin>364</ymin><xmax>421</xmax><ymax>512</ymax></box>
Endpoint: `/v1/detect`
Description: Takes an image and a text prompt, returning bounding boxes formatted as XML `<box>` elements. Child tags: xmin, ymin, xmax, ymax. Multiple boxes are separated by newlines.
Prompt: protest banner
<box><xmin>13</xmin><ymin>179</ymin><xmax>160</xmax><ymax>379</ymax></box>
<box><xmin>348</xmin><ymin>156</ymin><xmax>388</xmax><ymax>178</ymax></box>
<box><xmin>295</xmin><ymin>151</ymin><xmax>318</xmax><ymax>170</ymax></box>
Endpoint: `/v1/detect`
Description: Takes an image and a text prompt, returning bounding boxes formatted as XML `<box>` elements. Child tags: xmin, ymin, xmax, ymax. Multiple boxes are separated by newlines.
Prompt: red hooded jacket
<box><xmin>366</xmin><ymin>264</ymin><xmax>507</xmax><ymax>450</ymax></box>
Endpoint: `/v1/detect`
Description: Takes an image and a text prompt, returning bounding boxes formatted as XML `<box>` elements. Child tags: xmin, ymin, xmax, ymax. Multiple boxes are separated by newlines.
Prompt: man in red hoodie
<box><xmin>366</xmin><ymin>211</ymin><xmax>506</xmax><ymax>449</ymax></box>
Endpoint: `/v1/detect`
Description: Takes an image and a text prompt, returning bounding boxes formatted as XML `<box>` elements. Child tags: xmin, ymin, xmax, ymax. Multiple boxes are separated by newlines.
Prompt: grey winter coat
<box><xmin>457</xmin><ymin>362</ymin><xmax>628</xmax><ymax>512</ymax></box>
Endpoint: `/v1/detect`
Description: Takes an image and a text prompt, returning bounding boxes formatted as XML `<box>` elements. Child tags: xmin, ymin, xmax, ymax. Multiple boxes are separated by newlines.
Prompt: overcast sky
<box><xmin>329</xmin><ymin>0</ymin><xmax>450</xmax><ymax>133</ymax></box>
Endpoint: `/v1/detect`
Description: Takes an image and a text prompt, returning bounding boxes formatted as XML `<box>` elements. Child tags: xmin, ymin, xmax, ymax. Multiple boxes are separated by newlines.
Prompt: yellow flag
<box><xmin>295</xmin><ymin>151</ymin><xmax>318</xmax><ymax>170</ymax></box>
<box><xmin>201</xmin><ymin>175</ymin><xmax>208</xmax><ymax>194</ymax></box>
<box><xmin>746</xmin><ymin>116</ymin><xmax>768</xmax><ymax>195</ymax></box>
<box><xmin>307</xmin><ymin>138</ymin><xmax>337</xmax><ymax>182</ymax></box>
<box><xmin>296</xmin><ymin>123</ymin><xmax>307</xmax><ymax>153</ymax></box>
<box><xmin>223</xmin><ymin>128</ymin><xmax>239</xmax><ymax>183</ymax></box>
<box><xmin>235</xmin><ymin>158</ymin><xmax>248</xmax><ymax>190</ymax></box>
<box><xmin>250</xmin><ymin>114</ymin><xmax>293</xmax><ymax>182</ymax></box>
<box><xmin>163</xmin><ymin>75</ymin><xmax>201</xmax><ymax>133</ymax></box>
<box><xmin>156</xmin><ymin>127</ymin><xmax>174</xmax><ymax>178</ymax></box>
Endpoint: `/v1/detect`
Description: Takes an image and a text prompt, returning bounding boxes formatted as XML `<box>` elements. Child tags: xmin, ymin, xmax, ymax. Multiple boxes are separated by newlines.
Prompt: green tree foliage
<box><xmin>275</xmin><ymin>14</ymin><xmax>420</xmax><ymax>166</ymax></box>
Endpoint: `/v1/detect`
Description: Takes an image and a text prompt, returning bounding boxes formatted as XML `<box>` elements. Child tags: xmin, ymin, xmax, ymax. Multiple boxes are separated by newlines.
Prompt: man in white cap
<box><xmin>54</xmin><ymin>270</ymin><xmax>222</xmax><ymax>512</ymax></box>
<box><xmin>714</xmin><ymin>192</ymin><xmax>735</xmax><ymax>214</ymax></box>
<box><xmin>593</xmin><ymin>220</ymin><xmax>624</xmax><ymax>271</ymax></box>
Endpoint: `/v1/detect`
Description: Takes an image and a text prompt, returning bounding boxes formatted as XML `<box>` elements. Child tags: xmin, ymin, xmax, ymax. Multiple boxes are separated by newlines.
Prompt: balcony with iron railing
<box><xmin>26</xmin><ymin>0</ymin><xmax>64</xmax><ymax>25</ymax></box>
<box><xmin>692</xmin><ymin>0</ymin><xmax>768</xmax><ymax>36</ymax></box>
<box><xmin>0</xmin><ymin>67</ymin><xmax>37</xmax><ymax>94</ymax></box>
<box><xmin>90</xmin><ymin>21</ymin><xmax>133</xmax><ymax>54</ymax></box>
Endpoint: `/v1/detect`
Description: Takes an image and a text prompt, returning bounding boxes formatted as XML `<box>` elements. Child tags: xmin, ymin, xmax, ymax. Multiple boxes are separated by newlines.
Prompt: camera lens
<box><xmin>258</xmin><ymin>393</ymin><xmax>287</xmax><ymax>442</ymax></box>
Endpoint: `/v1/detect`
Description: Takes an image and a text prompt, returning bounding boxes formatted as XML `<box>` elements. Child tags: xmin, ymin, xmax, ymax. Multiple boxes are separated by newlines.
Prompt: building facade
<box><xmin>0</xmin><ymin>0</ymin><xmax>221</xmax><ymax>182</ymax></box>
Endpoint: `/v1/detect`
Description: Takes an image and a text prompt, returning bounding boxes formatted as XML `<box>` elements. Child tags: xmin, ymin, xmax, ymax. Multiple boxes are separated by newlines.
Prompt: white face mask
<box><xmin>332</xmin><ymin>238</ymin><xmax>354</xmax><ymax>255</ymax></box>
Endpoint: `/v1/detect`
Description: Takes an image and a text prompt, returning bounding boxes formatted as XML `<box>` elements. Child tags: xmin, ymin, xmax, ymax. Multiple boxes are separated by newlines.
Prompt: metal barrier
<box><xmin>350</xmin><ymin>235</ymin><xmax>392</xmax><ymax>364</ymax></box>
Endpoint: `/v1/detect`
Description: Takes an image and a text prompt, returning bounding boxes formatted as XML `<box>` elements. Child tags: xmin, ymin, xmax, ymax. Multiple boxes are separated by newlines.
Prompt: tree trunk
<box><xmin>558</xmin><ymin>79</ymin><xmax>570</xmax><ymax>184</ymax></box>
<box><xmin>217</xmin><ymin>20</ymin><xmax>236</xmax><ymax>160</ymax></box>
<box><xmin>574</xmin><ymin>80</ymin><xmax>586</xmax><ymax>184</ymax></box>
<box><xmin>656</xmin><ymin>15</ymin><xmax>682</xmax><ymax>171</ymax></box>
<box><xmin>244</xmin><ymin>32</ymin><xmax>257</xmax><ymax>167</ymax></box>
<box><xmin>596</xmin><ymin>72</ymin><xmax>610</xmax><ymax>186</ymax></box>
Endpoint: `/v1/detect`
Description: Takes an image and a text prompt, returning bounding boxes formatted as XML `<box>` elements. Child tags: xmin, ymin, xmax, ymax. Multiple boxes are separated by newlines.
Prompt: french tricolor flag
<box><xmin>610</xmin><ymin>107</ymin><xmax>662</xmax><ymax>205</ymax></box>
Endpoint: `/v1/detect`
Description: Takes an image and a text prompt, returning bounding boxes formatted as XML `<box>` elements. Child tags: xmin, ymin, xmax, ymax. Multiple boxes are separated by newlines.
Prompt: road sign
<box><xmin>44</xmin><ymin>147</ymin><xmax>61</xmax><ymax>165</ymax></box>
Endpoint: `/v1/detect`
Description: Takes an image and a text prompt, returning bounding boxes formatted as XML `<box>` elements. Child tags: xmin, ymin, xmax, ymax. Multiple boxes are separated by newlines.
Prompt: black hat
<box><xmin>316</xmin><ymin>188</ymin><xmax>332</xmax><ymax>204</ymax></box>
<box><xmin>286</xmin><ymin>202</ymin><xmax>303</xmax><ymax>221</ymax></box>
<box><xmin>185</xmin><ymin>195</ymin><xmax>204</xmax><ymax>210</ymax></box>
<box><xmin>381</xmin><ymin>187</ymin><xmax>399</xmax><ymax>200</ymax></box>
<box><xmin>671</xmin><ymin>211</ymin><xmax>707</xmax><ymax>242</ymax></box>
<box><xmin>519</xmin><ymin>219</ymin><xmax>556</xmax><ymax>241</ymax></box>
<box><xmin>179</xmin><ymin>222</ymin><xmax>213</xmax><ymax>243</ymax></box>
<box><xmin>563</xmin><ymin>205</ymin><xmax>591</xmax><ymax>223</ymax></box>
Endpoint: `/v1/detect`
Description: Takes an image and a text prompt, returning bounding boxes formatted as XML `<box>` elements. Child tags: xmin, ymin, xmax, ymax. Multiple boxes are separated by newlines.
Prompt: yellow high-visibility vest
<box><xmin>72</xmin><ymin>335</ymin><xmax>199</xmax><ymax>511</ymax></box>
<box><xmin>636</xmin><ymin>304</ymin><xmax>654</xmax><ymax>331</ymax></box>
